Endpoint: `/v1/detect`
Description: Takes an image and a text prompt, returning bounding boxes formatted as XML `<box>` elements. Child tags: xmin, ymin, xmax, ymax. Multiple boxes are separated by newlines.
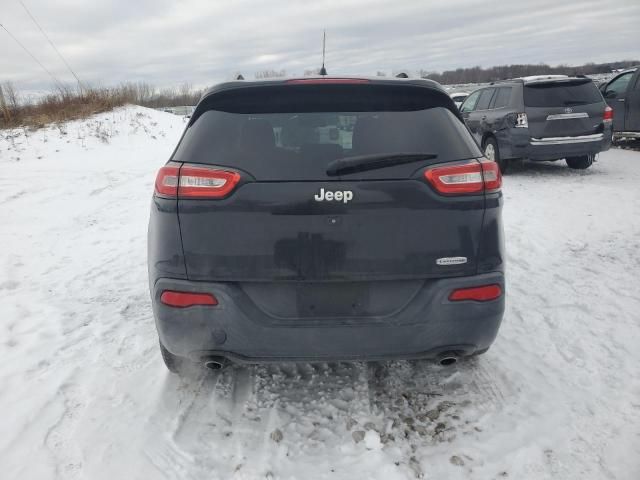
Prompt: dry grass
<box><xmin>0</xmin><ymin>84</ymin><xmax>132</xmax><ymax>129</ymax></box>
<box><xmin>0</xmin><ymin>82</ymin><xmax>203</xmax><ymax>130</ymax></box>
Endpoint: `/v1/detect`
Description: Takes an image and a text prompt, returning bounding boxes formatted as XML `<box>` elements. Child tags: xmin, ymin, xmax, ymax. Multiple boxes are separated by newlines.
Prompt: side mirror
<box><xmin>604</xmin><ymin>89</ymin><xmax>617</xmax><ymax>99</ymax></box>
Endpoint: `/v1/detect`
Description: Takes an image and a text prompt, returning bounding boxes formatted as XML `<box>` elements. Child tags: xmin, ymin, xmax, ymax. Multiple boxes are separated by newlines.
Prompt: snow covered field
<box><xmin>1</xmin><ymin>106</ymin><xmax>639</xmax><ymax>480</ymax></box>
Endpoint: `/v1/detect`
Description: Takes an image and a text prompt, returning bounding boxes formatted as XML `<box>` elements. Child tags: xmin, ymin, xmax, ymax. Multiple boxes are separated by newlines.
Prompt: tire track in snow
<box><xmin>144</xmin><ymin>367</ymin><xmax>258</xmax><ymax>479</ymax></box>
<box><xmin>42</xmin><ymin>380</ymin><xmax>86</xmax><ymax>480</ymax></box>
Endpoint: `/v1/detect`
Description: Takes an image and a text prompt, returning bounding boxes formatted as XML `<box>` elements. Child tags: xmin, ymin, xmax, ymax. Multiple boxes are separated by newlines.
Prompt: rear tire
<box><xmin>566</xmin><ymin>154</ymin><xmax>594</xmax><ymax>169</ymax></box>
<box><xmin>483</xmin><ymin>137</ymin><xmax>508</xmax><ymax>173</ymax></box>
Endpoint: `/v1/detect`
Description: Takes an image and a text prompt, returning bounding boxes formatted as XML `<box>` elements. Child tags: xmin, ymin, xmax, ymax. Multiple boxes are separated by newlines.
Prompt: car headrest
<box><xmin>300</xmin><ymin>143</ymin><xmax>344</xmax><ymax>161</ymax></box>
<box><xmin>352</xmin><ymin>116</ymin><xmax>398</xmax><ymax>154</ymax></box>
<box><xmin>241</xmin><ymin>119</ymin><xmax>276</xmax><ymax>150</ymax></box>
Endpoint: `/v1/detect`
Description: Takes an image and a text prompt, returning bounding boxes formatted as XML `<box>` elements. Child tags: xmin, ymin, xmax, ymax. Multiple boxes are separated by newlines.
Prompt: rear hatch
<box><xmin>524</xmin><ymin>78</ymin><xmax>606</xmax><ymax>138</ymax></box>
<box><xmin>171</xmin><ymin>80</ymin><xmax>486</xmax><ymax>317</ymax></box>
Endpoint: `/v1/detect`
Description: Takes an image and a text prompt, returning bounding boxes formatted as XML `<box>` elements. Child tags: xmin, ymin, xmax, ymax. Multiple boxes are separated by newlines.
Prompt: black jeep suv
<box><xmin>460</xmin><ymin>76</ymin><xmax>613</xmax><ymax>171</ymax></box>
<box><xmin>148</xmin><ymin>77</ymin><xmax>505</xmax><ymax>374</ymax></box>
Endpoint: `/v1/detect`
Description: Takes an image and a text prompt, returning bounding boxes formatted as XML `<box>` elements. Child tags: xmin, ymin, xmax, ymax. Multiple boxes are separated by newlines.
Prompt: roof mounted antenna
<box><xmin>319</xmin><ymin>30</ymin><xmax>327</xmax><ymax>76</ymax></box>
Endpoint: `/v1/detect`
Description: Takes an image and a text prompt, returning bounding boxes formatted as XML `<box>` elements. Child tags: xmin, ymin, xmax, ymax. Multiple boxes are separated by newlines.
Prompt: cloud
<box><xmin>1</xmin><ymin>0</ymin><xmax>639</xmax><ymax>90</ymax></box>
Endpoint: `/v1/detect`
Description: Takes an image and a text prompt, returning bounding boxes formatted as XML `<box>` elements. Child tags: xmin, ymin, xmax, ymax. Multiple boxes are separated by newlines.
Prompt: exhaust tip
<box><xmin>204</xmin><ymin>359</ymin><xmax>225</xmax><ymax>370</ymax></box>
<box><xmin>438</xmin><ymin>353</ymin><xmax>458</xmax><ymax>366</ymax></box>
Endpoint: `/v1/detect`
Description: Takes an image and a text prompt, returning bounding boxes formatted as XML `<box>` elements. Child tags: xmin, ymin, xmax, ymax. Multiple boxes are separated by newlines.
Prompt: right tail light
<box><xmin>424</xmin><ymin>159</ymin><xmax>502</xmax><ymax>195</ymax></box>
<box><xmin>449</xmin><ymin>284</ymin><xmax>502</xmax><ymax>302</ymax></box>
<box><xmin>603</xmin><ymin>106</ymin><xmax>613</xmax><ymax>124</ymax></box>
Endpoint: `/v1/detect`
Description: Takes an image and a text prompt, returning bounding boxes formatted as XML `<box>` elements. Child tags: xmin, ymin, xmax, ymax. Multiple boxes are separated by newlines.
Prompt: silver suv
<box><xmin>460</xmin><ymin>75</ymin><xmax>613</xmax><ymax>172</ymax></box>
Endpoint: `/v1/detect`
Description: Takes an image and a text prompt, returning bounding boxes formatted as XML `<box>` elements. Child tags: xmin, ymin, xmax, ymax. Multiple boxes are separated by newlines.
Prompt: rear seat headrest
<box><xmin>241</xmin><ymin>119</ymin><xmax>276</xmax><ymax>150</ymax></box>
<box><xmin>300</xmin><ymin>143</ymin><xmax>343</xmax><ymax>160</ymax></box>
<box><xmin>352</xmin><ymin>116</ymin><xmax>400</xmax><ymax>154</ymax></box>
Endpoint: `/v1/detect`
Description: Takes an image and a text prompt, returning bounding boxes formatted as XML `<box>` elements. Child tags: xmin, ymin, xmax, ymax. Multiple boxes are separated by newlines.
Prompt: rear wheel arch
<box><xmin>481</xmin><ymin>132</ymin><xmax>496</xmax><ymax>149</ymax></box>
<box><xmin>481</xmin><ymin>135</ymin><xmax>508</xmax><ymax>173</ymax></box>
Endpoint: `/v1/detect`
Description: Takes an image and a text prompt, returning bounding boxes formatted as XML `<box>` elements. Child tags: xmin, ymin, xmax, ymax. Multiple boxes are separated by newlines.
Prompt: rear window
<box><xmin>172</xmin><ymin>85</ymin><xmax>481</xmax><ymax>180</ymax></box>
<box><xmin>524</xmin><ymin>80</ymin><xmax>602</xmax><ymax>107</ymax></box>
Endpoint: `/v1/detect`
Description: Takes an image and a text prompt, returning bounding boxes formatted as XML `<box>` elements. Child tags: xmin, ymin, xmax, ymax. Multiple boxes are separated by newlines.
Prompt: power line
<box><xmin>0</xmin><ymin>21</ymin><xmax>65</xmax><ymax>89</ymax></box>
<box><xmin>17</xmin><ymin>0</ymin><xmax>85</xmax><ymax>89</ymax></box>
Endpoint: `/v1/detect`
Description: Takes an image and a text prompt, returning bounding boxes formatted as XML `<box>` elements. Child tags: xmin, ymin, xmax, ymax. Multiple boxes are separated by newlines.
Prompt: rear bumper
<box><xmin>614</xmin><ymin>131</ymin><xmax>640</xmax><ymax>139</ymax></box>
<box><xmin>151</xmin><ymin>272</ymin><xmax>505</xmax><ymax>363</ymax></box>
<box><xmin>529</xmin><ymin>133</ymin><xmax>604</xmax><ymax>145</ymax></box>
<box><xmin>502</xmin><ymin>127</ymin><xmax>612</xmax><ymax>161</ymax></box>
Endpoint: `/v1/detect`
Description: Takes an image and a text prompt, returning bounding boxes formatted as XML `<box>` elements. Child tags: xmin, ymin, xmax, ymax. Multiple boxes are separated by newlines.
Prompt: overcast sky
<box><xmin>1</xmin><ymin>0</ymin><xmax>639</xmax><ymax>91</ymax></box>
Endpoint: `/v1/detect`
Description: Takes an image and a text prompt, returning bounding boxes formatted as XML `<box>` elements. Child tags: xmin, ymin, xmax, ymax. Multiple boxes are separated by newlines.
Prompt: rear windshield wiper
<box><xmin>326</xmin><ymin>152</ymin><xmax>438</xmax><ymax>177</ymax></box>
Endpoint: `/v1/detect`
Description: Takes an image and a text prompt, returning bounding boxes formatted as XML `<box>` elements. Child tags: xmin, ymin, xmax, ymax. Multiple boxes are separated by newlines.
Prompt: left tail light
<box><xmin>155</xmin><ymin>164</ymin><xmax>180</xmax><ymax>197</ymax></box>
<box><xmin>160</xmin><ymin>290</ymin><xmax>218</xmax><ymax>308</ymax></box>
<box><xmin>507</xmin><ymin>112</ymin><xmax>528</xmax><ymax>128</ymax></box>
<box><xmin>154</xmin><ymin>164</ymin><xmax>241</xmax><ymax>199</ymax></box>
<box><xmin>178</xmin><ymin>165</ymin><xmax>241</xmax><ymax>199</ymax></box>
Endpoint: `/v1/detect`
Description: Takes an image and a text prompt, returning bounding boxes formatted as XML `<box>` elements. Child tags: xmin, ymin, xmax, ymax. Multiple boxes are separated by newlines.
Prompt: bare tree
<box><xmin>134</xmin><ymin>82</ymin><xmax>155</xmax><ymax>104</ymax></box>
<box><xmin>179</xmin><ymin>82</ymin><xmax>192</xmax><ymax>105</ymax></box>
<box><xmin>0</xmin><ymin>84</ymin><xmax>10</xmax><ymax>125</ymax></box>
<box><xmin>422</xmin><ymin>60</ymin><xmax>639</xmax><ymax>85</ymax></box>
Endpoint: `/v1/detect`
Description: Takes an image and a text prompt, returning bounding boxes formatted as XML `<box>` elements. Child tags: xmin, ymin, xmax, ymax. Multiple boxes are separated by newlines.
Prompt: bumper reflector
<box><xmin>160</xmin><ymin>290</ymin><xmax>218</xmax><ymax>308</ymax></box>
<box><xmin>449</xmin><ymin>284</ymin><xmax>502</xmax><ymax>302</ymax></box>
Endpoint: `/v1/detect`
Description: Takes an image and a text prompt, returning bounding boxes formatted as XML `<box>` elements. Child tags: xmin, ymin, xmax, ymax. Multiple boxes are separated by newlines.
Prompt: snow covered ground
<box><xmin>1</xmin><ymin>106</ymin><xmax>639</xmax><ymax>480</ymax></box>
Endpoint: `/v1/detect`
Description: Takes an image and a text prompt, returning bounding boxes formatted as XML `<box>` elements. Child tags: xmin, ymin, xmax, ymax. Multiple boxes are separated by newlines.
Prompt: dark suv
<box><xmin>148</xmin><ymin>77</ymin><xmax>505</xmax><ymax>374</ymax></box>
<box><xmin>600</xmin><ymin>67</ymin><xmax>640</xmax><ymax>139</ymax></box>
<box><xmin>460</xmin><ymin>76</ymin><xmax>613</xmax><ymax>171</ymax></box>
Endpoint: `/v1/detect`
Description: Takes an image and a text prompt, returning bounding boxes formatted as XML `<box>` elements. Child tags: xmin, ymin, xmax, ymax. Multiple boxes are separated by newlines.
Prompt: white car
<box><xmin>450</xmin><ymin>92</ymin><xmax>469</xmax><ymax>109</ymax></box>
